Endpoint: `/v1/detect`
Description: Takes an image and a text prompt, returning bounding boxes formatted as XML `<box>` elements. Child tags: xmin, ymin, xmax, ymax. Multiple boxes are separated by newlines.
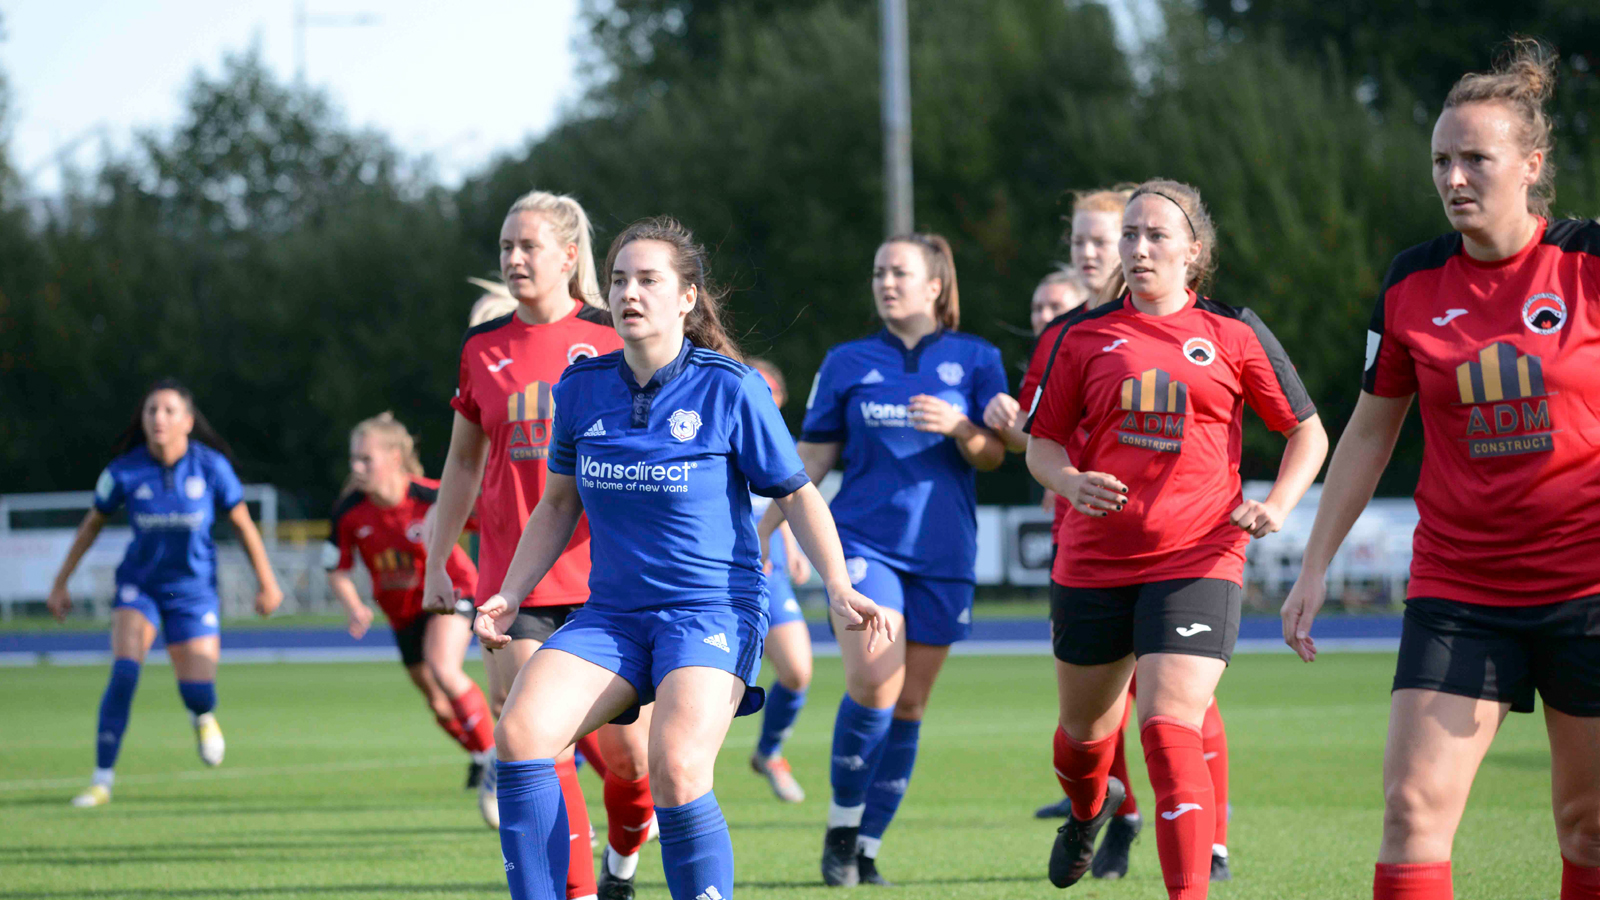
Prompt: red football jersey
<box><xmin>1028</xmin><ymin>291</ymin><xmax>1315</xmax><ymax>587</ymax></box>
<box><xmin>451</xmin><ymin>303</ymin><xmax>622</xmax><ymax>606</ymax></box>
<box><xmin>1020</xmin><ymin>313</ymin><xmax>1083</xmax><ymax>540</ymax></box>
<box><xmin>1364</xmin><ymin>217</ymin><xmax>1600</xmax><ymax>606</ymax></box>
<box><xmin>328</xmin><ymin>477</ymin><xmax>478</xmax><ymax>630</ymax></box>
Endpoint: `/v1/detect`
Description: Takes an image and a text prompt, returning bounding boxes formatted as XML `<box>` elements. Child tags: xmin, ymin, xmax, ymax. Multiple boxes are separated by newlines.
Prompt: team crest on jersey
<box><xmin>1181</xmin><ymin>338</ymin><xmax>1217</xmax><ymax>367</ymax></box>
<box><xmin>567</xmin><ymin>342</ymin><xmax>599</xmax><ymax>364</ymax></box>
<box><xmin>936</xmin><ymin>361</ymin><xmax>964</xmax><ymax>386</ymax></box>
<box><xmin>1522</xmin><ymin>293</ymin><xmax>1566</xmax><ymax>335</ymax></box>
<box><xmin>668</xmin><ymin>409</ymin><xmax>703</xmax><ymax>442</ymax></box>
<box><xmin>184</xmin><ymin>476</ymin><xmax>207</xmax><ymax>500</ymax></box>
<box><xmin>406</xmin><ymin>521</ymin><xmax>425</xmax><ymax>544</ymax></box>
<box><xmin>119</xmin><ymin>584</ymin><xmax>138</xmax><ymax>603</ymax></box>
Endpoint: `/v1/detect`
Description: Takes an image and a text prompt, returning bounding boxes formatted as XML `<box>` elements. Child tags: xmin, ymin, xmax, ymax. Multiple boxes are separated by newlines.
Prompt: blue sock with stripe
<box><xmin>829</xmin><ymin>695</ymin><xmax>894</xmax><ymax>816</ymax></box>
<box><xmin>858</xmin><ymin>718</ymin><xmax>922</xmax><ymax>853</ymax></box>
<box><xmin>496</xmin><ymin>758</ymin><xmax>568</xmax><ymax>900</ymax></box>
<box><xmin>756</xmin><ymin>682</ymin><xmax>807</xmax><ymax>757</ymax></box>
<box><xmin>95</xmin><ymin>658</ymin><xmax>142</xmax><ymax>770</ymax></box>
<box><xmin>177</xmin><ymin>681</ymin><xmax>216</xmax><ymax>716</ymax></box>
<box><xmin>657</xmin><ymin>790</ymin><xmax>734</xmax><ymax>900</ymax></box>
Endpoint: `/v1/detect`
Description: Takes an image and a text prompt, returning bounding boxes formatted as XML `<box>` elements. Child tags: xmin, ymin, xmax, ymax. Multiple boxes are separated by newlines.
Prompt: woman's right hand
<box><xmin>47</xmin><ymin>585</ymin><xmax>71</xmax><ymax>623</ymax></box>
<box><xmin>1063</xmin><ymin>471</ymin><xmax>1127</xmax><ymax>517</ymax></box>
<box><xmin>982</xmin><ymin>392</ymin><xmax>1022</xmax><ymax>432</ymax></box>
<box><xmin>474</xmin><ymin>595</ymin><xmax>512</xmax><ymax>651</ymax></box>
<box><xmin>1280</xmin><ymin>571</ymin><xmax>1326</xmax><ymax>663</ymax></box>
<box><xmin>421</xmin><ymin>565</ymin><xmax>456</xmax><ymax>614</ymax></box>
<box><xmin>346</xmin><ymin>604</ymin><xmax>373</xmax><ymax>640</ymax></box>
<box><xmin>827</xmin><ymin>584</ymin><xmax>895</xmax><ymax>653</ymax></box>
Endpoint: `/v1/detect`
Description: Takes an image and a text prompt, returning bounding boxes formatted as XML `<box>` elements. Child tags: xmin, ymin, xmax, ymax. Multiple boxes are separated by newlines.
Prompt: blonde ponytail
<box><xmin>505</xmin><ymin>190</ymin><xmax>603</xmax><ymax>308</ymax></box>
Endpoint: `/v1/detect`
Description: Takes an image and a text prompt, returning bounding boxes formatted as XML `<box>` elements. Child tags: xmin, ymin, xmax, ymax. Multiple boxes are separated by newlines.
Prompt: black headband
<box><xmin>1138</xmin><ymin>189</ymin><xmax>1196</xmax><ymax>239</ymax></box>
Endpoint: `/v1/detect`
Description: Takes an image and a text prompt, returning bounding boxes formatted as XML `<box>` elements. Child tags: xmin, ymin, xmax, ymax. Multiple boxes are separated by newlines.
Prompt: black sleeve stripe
<box><xmin>753</xmin><ymin>470</ymin><xmax>811</xmax><ymax>499</ymax></box>
<box><xmin>1021</xmin><ymin>302</ymin><xmax>1121</xmax><ymax>434</ymax></box>
<box><xmin>407</xmin><ymin>481</ymin><xmax>439</xmax><ymax>504</ymax></box>
<box><xmin>1543</xmin><ymin>218</ymin><xmax>1600</xmax><ymax>256</ymax></box>
<box><xmin>575</xmin><ymin>304</ymin><xmax>614</xmax><ymax>326</ymax></box>
<box><xmin>330</xmin><ymin>491</ymin><xmax>364</xmax><ymax>535</ymax></box>
<box><xmin>1358</xmin><ymin>234</ymin><xmax>1458</xmax><ymax>393</ymax></box>
<box><xmin>1238</xmin><ymin>309</ymin><xmax>1317</xmax><ymax>423</ymax></box>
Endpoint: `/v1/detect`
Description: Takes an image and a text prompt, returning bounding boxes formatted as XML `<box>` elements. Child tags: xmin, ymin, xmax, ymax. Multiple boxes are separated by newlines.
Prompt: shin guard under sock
<box><xmin>1141</xmin><ymin>716</ymin><xmax>1214</xmax><ymax>899</ymax></box>
<box><xmin>1053</xmin><ymin>725</ymin><xmax>1118</xmax><ymax>821</ymax></box>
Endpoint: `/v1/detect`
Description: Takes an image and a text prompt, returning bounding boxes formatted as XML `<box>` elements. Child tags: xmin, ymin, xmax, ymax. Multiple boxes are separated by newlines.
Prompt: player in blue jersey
<box><xmin>746</xmin><ymin>358</ymin><xmax>815</xmax><ymax>804</ymax></box>
<box><xmin>472</xmin><ymin>217</ymin><xmax>891</xmax><ymax>900</ymax></box>
<box><xmin>47</xmin><ymin>378</ymin><xmax>282</xmax><ymax>807</ymax></box>
<box><xmin>761</xmin><ymin>232</ymin><xmax>1010</xmax><ymax>886</ymax></box>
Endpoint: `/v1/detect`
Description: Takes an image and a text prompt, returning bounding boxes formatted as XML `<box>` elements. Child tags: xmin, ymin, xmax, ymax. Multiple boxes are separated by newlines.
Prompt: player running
<box><xmin>1027</xmin><ymin>179</ymin><xmax>1326</xmax><ymax>898</ymax></box>
<box><xmin>48</xmin><ymin>378</ymin><xmax>283</xmax><ymax>807</ymax></box>
<box><xmin>996</xmin><ymin>186</ymin><xmax>1240</xmax><ymax>882</ymax></box>
<box><xmin>477</xmin><ymin>216</ymin><xmax>889</xmax><ymax>900</ymax></box>
<box><xmin>1281</xmin><ymin>40</ymin><xmax>1600</xmax><ymax>900</ymax></box>
<box><xmin>746</xmin><ymin>357</ymin><xmax>815</xmax><ymax>804</ymax></box>
<box><xmin>769</xmin><ymin>232</ymin><xmax>1009</xmax><ymax>887</ymax></box>
<box><xmin>421</xmin><ymin>190</ymin><xmax>654</xmax><ymax>899</ymax></box>
<box><xmin>324</xmin><ymin>412</ymin><xmax>497</xmax><ymax>810</ymax></box>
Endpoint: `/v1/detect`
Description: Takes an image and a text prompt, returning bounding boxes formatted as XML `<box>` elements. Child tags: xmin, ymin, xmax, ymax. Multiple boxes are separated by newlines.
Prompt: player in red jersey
<box><xmin>421</xmin><ymin>190</ymin><xmax>654</xmax><ymax>900</ymax></box>
<box><xmin>1027</xmin><ymin>179</ymin><xmax>1327</xmax><ymax>898</ymax></box>
<box><xmin>324</xmin><ymin>413</ymin><xmax>497</xmax><ymax>814</ymax></box>
<box><xmin>994</xmin><ymin>186</ymin><xmax>1240</xmax><ymax>881</ymax></box>
<box><xmin>1281</xmin><ymin>41</ymin><xmax>1600</xmax><ymax>900</ymax></box>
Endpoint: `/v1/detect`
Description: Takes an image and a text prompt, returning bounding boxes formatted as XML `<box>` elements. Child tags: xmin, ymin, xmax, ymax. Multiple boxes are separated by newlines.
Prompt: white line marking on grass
<box><xmin>0</xmin><ymin>754</ymin><xmax>461</xmax><ymax>793</ymax></box>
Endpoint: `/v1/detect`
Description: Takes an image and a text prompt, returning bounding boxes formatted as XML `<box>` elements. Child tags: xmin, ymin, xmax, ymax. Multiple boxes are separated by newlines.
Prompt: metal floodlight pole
<box><xmin>880</xmin><ymin>0</ymin><xmax>913</xmax><ymax>238</ymax></box>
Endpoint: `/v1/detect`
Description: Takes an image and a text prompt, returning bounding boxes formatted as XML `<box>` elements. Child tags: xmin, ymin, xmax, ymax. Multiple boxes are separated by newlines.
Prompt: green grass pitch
<box><xmin>0</xmin><ymin>653</ymin><xmax>1561</xmax><ymax>899</ymax></box>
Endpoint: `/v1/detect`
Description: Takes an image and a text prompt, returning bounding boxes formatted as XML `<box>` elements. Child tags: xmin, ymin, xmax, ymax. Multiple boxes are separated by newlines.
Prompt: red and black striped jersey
<box><xmin>451</xmin><ymin>303</ymin><xmax>623</xmax><ymax>607</ymax></box>
<box><xmin>1364</xmin><ymin>217</ymin><xmax>1600</xmax><ymax>606</ymax></box>
<box><xmin>1028</xmin><ymin>291</ymin><xmax>1315</xmax><ymax>587</ymax></box>
<box><xmin>1019</xmin><ymin>311</ymin><xmax>1085</xmax><ymax>541</ymax></box>
<box><xmin>327</xmin><ymin>477</ymin><xmax>478</xmax><ymax>629</ymax></box>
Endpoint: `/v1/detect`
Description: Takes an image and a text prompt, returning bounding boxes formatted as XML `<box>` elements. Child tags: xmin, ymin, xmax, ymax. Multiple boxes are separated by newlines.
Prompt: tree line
<box><xmin>2</xmin><ymin>0</ymin><xmax>1597</xmax><ymax>517</ymax></box>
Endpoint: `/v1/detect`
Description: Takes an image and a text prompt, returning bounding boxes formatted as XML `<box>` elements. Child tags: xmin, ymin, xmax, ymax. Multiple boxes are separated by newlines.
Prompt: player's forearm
<box><xmin>1262</xmin><ymin>415</ymin><xmax>1329</xmax><ymax>527</ymax></box>
<box><xmin>497</xmin><ymin>498</ymin><xmax>582</xmax><ymax>603</ymax></box>
<box><xmin>230</xmin><ymin>506</ymin><xmax>280</xmax><ymax>592</ymax></box>
<box><xmin>427</xmin><ymin>450</ymin><xmax>485</xmax><ymax>572</ymax></box>
<box><xmin>1301</xmin><ymin>397</ymin><xmax>1409</xmax><ymax>573</ymax></box>
<box><xmin>951</xmin><ymin>418</ymin><xmax>1006</xmax><ymax>471</ymax></box>
<box><xmin>52</xmin><ymin>510</ymin><xmax>106</xmax><ymax>590</ymax></box>
<box><xmin>325</xmin><ymin>572</ymin><xmax>364</xmax><ymax>614</ymax></box>
<box><xmin>997</xmin><ymin>421</ymin><xmax>1029</xmax><ymax>454</ymax></box>
<box><xmin>1026</xmin><ymin>436</ymin><xmax>1080</xmax><ymax>497</ymax></box>
<box><xmin>775</xmin><ymin>484</ymin><xmax>851</xmax><ymax>593</ymax></box>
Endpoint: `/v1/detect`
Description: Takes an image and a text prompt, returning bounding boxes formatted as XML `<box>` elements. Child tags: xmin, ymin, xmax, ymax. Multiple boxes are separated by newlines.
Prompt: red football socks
<box><xmin>1109</xmin><ymin>699</ymin><xmax>1139</xmax><ymax>817</ymax></box>
<box><xmin>1201</xmin><ymin>700</ymin><xmax>1228</xmax><ymax>845</ymax></box>
<box><xmin>447</xmin><ymin>682</ymin><xmax>496</xmax><ymax>754</ymax></box>
<box><xmin>1565</xmin><ymin>857</ymin><xmax>1600</xmax><ymax>900</ymax></box>
<box><xmin>555</xmin><ymin>756</ymin><xmax>596</xmax><ymax>899</ymax></box>
<box><xmin>576</xmin><ymin>732</ymin><xmax>610</xmax><ymax>781</ymax></box>
<box><xmin>1053</xmin><ymin>725</ymin><xmax>1118</xmax><ymax>821</ymax></box>
<box><xmin>605</xmin><ymin>771</ymin><xmax>656</xmax><ymax>856</ymax></box>
<box><xmin>1374</xmin><ymin>861</ymin><xmax>1452</xmax><ymax>899</ymax></box>
<box><xmin>1142</xmin><ymin>716</ymin><xmax>1214</xmax><ymax>900</ymax></box>
<box><xmin>435</xmin><ymin>714</ymin><xmax>472</xmax><ymax>751</ymax></box>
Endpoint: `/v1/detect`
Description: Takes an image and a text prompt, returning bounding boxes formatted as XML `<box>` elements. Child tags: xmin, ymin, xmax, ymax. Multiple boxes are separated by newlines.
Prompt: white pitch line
<box><xmin>0</xmin><ymin>753</ymin><xmax>462</xmax><ymax>793</ymax></box>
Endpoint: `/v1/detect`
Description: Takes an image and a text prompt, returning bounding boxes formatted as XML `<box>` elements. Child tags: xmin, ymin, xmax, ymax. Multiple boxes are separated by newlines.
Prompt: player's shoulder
<box><xmin>458</xmin><ymin>312</ymin><xmax>517</xmax><ymax>356</ymax></box>
<box><xmin>1054</xmin><ymin>299</ymin><xmax>1127</xmax><ymax>343</ymax></box>
<box><xmin>330</xmin><ymin>490</ymin><xmax>367</xmax><ymax>528</ymax></box>
<box><xmin>942</xmin><ymin>330</ymin><xmax>1002</xmax><ymax>359</ymax></box>
<box><xmin>573</xmin><ymin>303</ymin><xmax>615</xmax><ymax>328</ymax></box>
<box><xmin>406</xmin><ymin>477</ymin><xmax>441</xmax><ymax>505</ymax></box>
<box><xmin>105</xmin><ymin>446</ymin><xmax>150</xmax><ymax>475</ymax></box>
<box><xmin>1383</xmin><ymin>232</ymin><xmax>1462</xmax><ymax>293</ymax></box>
<box><xmin>554</xmin><ymin>349</ymin><xmax>622</xmax><ymax>398</ymax></box>
<box><xmin>1541</xmin><ymin>217</ymin><xmax>1600</xmax><ymax>256</ymax></box>
<box><xmin>823</xmin><ymin>333</ymin><xmax>888</xmax><ymax>364</ymax></box>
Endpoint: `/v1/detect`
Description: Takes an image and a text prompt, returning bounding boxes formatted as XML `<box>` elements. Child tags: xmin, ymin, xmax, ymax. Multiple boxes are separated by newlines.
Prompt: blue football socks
<box><xmin>828</xmin><ymin>695</ymin><xmax>894</xmax><ymax>823</ymax></box>
<box><xmin>496</xmin><ymin>758</ymin><xmax>568</xmax><ymax>900</ymax></box>
<box><xmin>95</xmin><ymin>658</ymin><xmax>142</xmax><ymax>770</ymax></box>
<box><xmin>657</xmin><ymin>790</ymin><xmax>734</xmax><ymax>900</ymax></box>
<box><xmin>756</xmin><ymin>682</ymin><xmax>808</xmax><ymax>758</ymax></box>
<box><xmin>858</xmin><ymin>717</ymin><xmax>922</xmax><ymax>854</ymax></box>
<box><xmin>177</xmin><ymin>680</ymin><xmax>216</xmax><ymax>716</ymax></box>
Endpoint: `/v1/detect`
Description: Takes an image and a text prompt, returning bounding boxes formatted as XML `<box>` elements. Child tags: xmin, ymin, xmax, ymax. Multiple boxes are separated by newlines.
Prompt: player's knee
<box><xmin>1382</xmin><ymin>779</ymin><xmax>1455</xmax><ymax>852</ymax></box>
<box><xmin>780</xmin><ymin>658</ymin><xmax>813</xmax><ymax>692</ymax></box>
<box><xmin>891</xmin><ymin>696</ymin><xmax>927</xmax><ymax>721</ymax></box>
<box><xmin>650</xmin><ymin>754</ymin><xmax>713</xmax><ymax>807</ymax></box>
<box><xmin>494</xmin><ymin>711</ymin><xmax>563</xmax><ymax>760</ymax></box>
<box><xmin>1554</xmin><ymin>796</ymin><xmax>1600</xmax><ymax>866</ymax></box>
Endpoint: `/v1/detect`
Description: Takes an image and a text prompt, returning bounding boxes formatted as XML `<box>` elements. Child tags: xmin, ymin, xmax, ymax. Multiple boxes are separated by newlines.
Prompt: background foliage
<box><xmin>3</xmin><ymin>1</ymin><xmax>1598</xmax><ymax>515</ymax></box>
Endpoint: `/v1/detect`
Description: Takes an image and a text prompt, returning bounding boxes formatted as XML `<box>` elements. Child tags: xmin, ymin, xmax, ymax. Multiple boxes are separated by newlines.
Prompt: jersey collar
<box><xmin>619</xmin><ymin>337</ymin><xmax>694</xmax><ymax>394</ymax></box>
<box><xmin>876</xmin><ymin>327</ymin><xmax>946</xmax><ymax>372</ymax></box>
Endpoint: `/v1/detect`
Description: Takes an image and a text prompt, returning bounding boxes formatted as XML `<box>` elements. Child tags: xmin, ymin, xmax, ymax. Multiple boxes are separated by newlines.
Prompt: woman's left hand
<box><xmin>908</xmin><ymin>394</ymin><xmax>966</xmax><ymax>436</ymax></box>
<box><xmin>255</xmin><ymin>585</ymin><xmax>283</xmax><ymax>617</ymax></box>
<box><xmin>1230</xmin><ymin>499</ymin><xmax>1285</xmax><ymax>538</ymax></box>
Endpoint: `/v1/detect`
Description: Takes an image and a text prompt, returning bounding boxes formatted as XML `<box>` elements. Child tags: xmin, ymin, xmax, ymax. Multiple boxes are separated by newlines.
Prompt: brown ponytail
<box><xmin>602</xmin><ymin>217</ymin><xmax>743</xmax><ymax>361</ymax></box>
<box><xmin>1443</xmin><ymin>36</ymin><xmax>1558</xmax><ymax>216</ymax></box>
<box><xmin>883</xmin><ymin>233</ymin><xmax>960</xmax><ymax>331</ymax></box>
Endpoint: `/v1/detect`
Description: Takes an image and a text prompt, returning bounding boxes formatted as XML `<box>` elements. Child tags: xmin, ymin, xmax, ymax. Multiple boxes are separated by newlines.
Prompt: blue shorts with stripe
<box><xmin>114</xmin><ymin>583</ymin><xmax>220</xmax><ymax>646</ymax></box>
<box><xmin>842</xmin><ymin>551</ymin><xmax>974</xmax><ymax>646</ymax></box>
<box><xmin>543</xmin><ymin>598</ymin><xmax>768</xmax><ymax>720</ymax></box>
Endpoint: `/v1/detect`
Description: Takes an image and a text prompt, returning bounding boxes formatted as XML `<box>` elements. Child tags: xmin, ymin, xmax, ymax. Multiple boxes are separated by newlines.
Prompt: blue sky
<box><xmin>2</xmin><ymin>0</ymin><xmax>582</xmax><ymax>193</ymax></box>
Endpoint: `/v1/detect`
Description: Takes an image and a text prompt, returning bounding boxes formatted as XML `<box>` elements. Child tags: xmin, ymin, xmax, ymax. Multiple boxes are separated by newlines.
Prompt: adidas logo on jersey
<box><xmin>583</xmin><ymin>419</ymin><xmax>607</xmax><ymax>437</ymax></box>
<box><xmin>703</xmin><ymin>633</ymin><xmax>730</xmax><ymax>653</ymax></box>
<box><xmin>861</xmin><ymin>369</ymin><xmax>885</xmax><ymax>385</ymax></box>
<box><xmin>133</xmin><ymin>483</ymin><xmax>154</xmax><ymax>500</ymax></box>
<box><xmin>695</xmin><ymin>887</ymin><xmax>725</xmax><ymax>900</ymax></box>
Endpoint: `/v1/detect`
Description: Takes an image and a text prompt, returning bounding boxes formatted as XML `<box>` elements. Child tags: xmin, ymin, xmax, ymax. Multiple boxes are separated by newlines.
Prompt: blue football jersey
<box><xmin>549</xmin><ymin>340</ymin><xmax>809</xmax><ymax>611</ymax></box>
<box><xmin>93</xmin><ymin>443</ymin><xmax>244</xmax><ymax>596</ymax></box>
<box><xmin>800</xmin><ymin>329</ymin><xmax>1009</xmax><ymax>579</ymax></box>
